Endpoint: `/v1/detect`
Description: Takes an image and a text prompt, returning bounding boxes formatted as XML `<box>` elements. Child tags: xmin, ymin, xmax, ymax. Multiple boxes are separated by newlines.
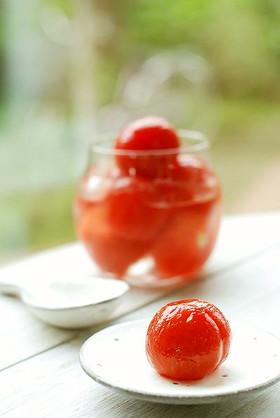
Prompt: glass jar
<box><xmin>74</xmin><ymin>130</ymin><xmax>222</xmax><ymax>288</ymax></box>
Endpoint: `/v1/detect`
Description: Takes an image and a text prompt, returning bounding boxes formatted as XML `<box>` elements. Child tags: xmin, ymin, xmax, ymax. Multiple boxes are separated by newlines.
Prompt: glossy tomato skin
<box><xmin>115</xmin><ymin>116</ymin><xmax>180</xmax><ymax>178</ymax></box>
<box><xmin>146</xmin><ymin>299</ymin><xmax>231</xmax><ymax>381</ymax></box>
<box><xmin>204</xmin><ymin>303</ymin><xmax>231</xmax><ymax>361</ymax></box>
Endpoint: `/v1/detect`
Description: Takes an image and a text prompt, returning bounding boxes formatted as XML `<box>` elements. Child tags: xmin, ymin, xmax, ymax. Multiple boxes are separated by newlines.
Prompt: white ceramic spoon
<box><xmin>0</xmin><ymin>275</ymin><xmax>129</xmax><ymax>329</ymax></box>
<box><xmin>80</xmin><ymin>319</ymin><xmax>280</xmax><ymax>405</ymax></box>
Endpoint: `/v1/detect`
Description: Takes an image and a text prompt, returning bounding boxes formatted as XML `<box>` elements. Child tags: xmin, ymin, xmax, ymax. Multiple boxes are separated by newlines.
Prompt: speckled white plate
<box><xmin>80</xmin><ymin>319</ymin><xmax>280</xmax><ymax>405</ymax></box>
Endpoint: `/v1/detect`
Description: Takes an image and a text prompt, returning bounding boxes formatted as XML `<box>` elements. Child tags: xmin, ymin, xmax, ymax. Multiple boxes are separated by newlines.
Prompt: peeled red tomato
<box><xmin>152</xmin><ymin>197</ymin><xmax>222</xmax><ymax>278</ymax></box>
<box><xmin>77</xmin><ymin>204</ymin><xmax>148</xmax><ymax>277</ymax></box>
<box><xmin>107</xmin><ymin>176</ymin><xmax>168</xmax><ymax>242</ymax></box>
<box><xmin>146</xmin><ymin>299</ymin><xmax>231</xmax><ymax>381</ymax></box>
<box><xmin>150</xmin><ymin>155</ymin><xmax>220</xmax><ymax>208</ymax></box>
<box><xmin>115</xmin><ymin>116</ymin><xmax>180</xmax><ymax>178</ymax></box>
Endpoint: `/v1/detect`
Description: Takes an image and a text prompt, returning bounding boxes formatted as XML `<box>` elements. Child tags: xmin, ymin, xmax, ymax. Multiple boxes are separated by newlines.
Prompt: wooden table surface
<box><xmin>0</xmin><ymin>212</ymin><xmax>280</xmax><ymax>418</ymax></box>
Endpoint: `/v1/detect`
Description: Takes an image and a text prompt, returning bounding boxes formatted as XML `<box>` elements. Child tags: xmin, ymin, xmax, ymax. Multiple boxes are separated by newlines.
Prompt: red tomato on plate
<box><xmin>146</xmin><ymin>299</ymin><xmax>231</xmax><ymax>380</ymax></box>
<box><xmin>115</xmin><ymin>116</ymin><xmax>180</xmax><ymax>178</ymax></box>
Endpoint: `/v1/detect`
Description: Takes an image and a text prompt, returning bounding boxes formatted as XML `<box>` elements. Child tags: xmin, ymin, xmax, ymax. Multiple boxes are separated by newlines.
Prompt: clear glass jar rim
<box><xmin>90</xmin><ymin>129</ymin><xmax>209</xmax><ymax>156</ymax></box>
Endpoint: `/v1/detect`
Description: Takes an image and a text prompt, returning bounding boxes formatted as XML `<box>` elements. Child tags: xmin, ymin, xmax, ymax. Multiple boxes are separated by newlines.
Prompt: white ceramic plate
<box><xmin>80</xmin><ymin>319</ymin><xmax>280</xmax><ymax>405</ymax></box>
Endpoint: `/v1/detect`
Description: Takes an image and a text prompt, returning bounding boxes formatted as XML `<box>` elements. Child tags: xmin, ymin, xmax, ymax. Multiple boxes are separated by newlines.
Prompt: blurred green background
<box><xmin>0</xmin><ymin>0</ymin><xmax>280</xmax><ymax>262</ymax></box>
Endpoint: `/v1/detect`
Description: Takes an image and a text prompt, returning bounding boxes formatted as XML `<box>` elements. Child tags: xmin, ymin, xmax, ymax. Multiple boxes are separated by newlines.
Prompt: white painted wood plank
<box><xmin>225</xmin><ymin>385</ymin><xmax>280</xmax><ymax>418</ymax></box>
<box><xmin>1</xmin><ymin>244</ymin><xmax>280</xmax><ymax>417</ymax></box>
<box><xmin>0</xmin><ymin>297</ymin><xmax>75</xmax><ymax>371</ymax></box>
<box><xmin>0</xmin><ymin>213</ymin><xmax>279</xmax><ymax>372</ymax></box>
<box><xmin>207</xmin><ymin>211</ymin><xmax>280</xmax><ymax>273</ymax></box>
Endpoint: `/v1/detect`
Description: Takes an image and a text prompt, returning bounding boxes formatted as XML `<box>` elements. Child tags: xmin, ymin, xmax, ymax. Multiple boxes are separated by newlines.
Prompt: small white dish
<box><xmin>0</xmin><ymin>276</ymin><xmax>129</xmax><ymax>329</ymax></box>
<box><xmin>80</xmin><ymin>319</ymin><xmax>280</xmax><ymax>405</ymax></box>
